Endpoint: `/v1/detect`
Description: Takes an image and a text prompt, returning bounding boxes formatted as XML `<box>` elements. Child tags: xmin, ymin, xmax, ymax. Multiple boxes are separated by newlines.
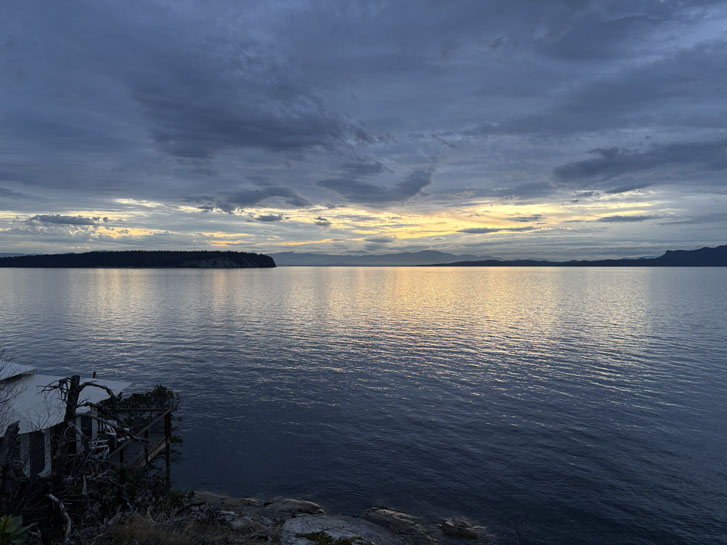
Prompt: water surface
<box><xmin>1</xmin><ymin>267</ymin><xmax>725</xmax><ymax>544</ymax></box>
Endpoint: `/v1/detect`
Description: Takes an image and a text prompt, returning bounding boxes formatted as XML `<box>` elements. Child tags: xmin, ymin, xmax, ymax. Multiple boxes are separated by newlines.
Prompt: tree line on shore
<box><xmin>0</xmin><ymin>251</ymin><xmax>275</xmax><ymax>268</ymax></box>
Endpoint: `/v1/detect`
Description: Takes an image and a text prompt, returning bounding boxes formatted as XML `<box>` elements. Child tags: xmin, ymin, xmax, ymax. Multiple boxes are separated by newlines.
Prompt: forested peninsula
<box><xmin>0</xmin><ymin>250</ymin><xmax>276</xmax><ymax>268</ymax></box>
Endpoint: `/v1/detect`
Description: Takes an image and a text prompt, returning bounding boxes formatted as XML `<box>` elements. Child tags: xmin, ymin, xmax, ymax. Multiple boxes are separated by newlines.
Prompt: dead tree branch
<box><xmin>48</xmin><ymin>493</ymin><xmax>72</xmax><ymax>543</ymax></box>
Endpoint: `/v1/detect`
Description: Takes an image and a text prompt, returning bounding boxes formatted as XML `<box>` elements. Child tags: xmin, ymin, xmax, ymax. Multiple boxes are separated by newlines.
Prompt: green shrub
<box><xmin>0</xmin><ymin>516</ymin><xmax>34</xmax><ymax>545</ymax></box>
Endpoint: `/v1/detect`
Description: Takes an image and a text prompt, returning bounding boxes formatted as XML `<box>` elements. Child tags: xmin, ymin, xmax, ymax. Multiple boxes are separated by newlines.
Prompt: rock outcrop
<box><xmin>282</xmin><ymin>514</ymin><xmax>406</xmax><ymax>545</ymax></box>
<box><xmin>165</xmin><ymin>492</ymin><xmax>495</xmax><ymax>545</ymax></box>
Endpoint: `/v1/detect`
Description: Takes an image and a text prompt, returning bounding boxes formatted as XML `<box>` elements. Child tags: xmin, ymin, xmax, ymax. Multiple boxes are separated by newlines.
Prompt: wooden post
<box><xmin>52</xmin><ymin>375</ymin><xmax>81</xmax><ymax>490</ymax></box>
<box><xmin>164</xmin><ymin>410</ymin><xmax>172</xmax><ymax>489</ymax></box>
<box><xmin>0</xmin><ymin>422</ymin><xmax>20</xmax><ymax>500</ymax></box>
<box><xmin>0</xmin><ymin>422</ymin><xmax>20</xmax><ymax>467</ymax></box>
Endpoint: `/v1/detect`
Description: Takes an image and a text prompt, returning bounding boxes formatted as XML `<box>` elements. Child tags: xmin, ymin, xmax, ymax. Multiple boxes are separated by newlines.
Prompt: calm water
<box><xmin>1</xmin><ymin>267</ymin><xmax>725</xmax><ymax>544</ymax></box>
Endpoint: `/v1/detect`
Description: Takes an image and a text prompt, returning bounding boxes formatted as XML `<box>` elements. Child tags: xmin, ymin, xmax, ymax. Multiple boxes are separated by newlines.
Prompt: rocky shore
<box><xmin>193</xmin><ymin>492</ymin><xmax>494</xmax><ymax>544</ymax></box>
<box><xmin>87</xmin><ymin>491</ymin><xmax>497</xmax><ymax>545</ymax></box>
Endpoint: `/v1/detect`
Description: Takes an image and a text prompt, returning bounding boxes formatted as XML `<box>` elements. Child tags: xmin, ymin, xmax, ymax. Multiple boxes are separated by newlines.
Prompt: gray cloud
<box><xmin>0</xmin><ymin>186</ymin><xmax>32</xmax><ymax>199</ymax></box>
<box><xmin>195</xmin><ymin>186</ymin><xmax>310</xmax><ymax>213</ymax></box>
<box><xmin>319</xmin><ymin>167</ymin><xmax>434</xmax><ymax>204</ymax></box>
<box><xmin>365</xmin><ymin>236</ymin><xmax>396</xmax><ymax>244</ymax></box>
<box><xmin>341</xmin><ymin>161</ymin><xmax>387</xmax><ymax>177</ymax></box>
<box><xmin>496</xmin><ymin>183</ymin><xmax>554</xmax><ymax>200</ymax></box>
<box><xmin>604</xmin><ymin>184</ymin><xmax>650</xmax><ymax>194</ymax></box>
<box><xmin>126</xmin><ymin>17</ymin><xmax>374</xmax><ymax>160</ymax></box>
<box><xmin>477</xmin><ymin>40</ymin><xmax>727</xmax><ymax>139</ymax></box>
<box><xmin>1</xmin><ymin>1</ymin><xmax>726</xmax><ymax>256</ymax></box>
<box><xmin>255</xmin><ymin>214</ymin><xmax>286</xmax><ymax>222</ymax></box>
<box><xmin>28</xmin><ymin>214</ymin><xmax>108</xmax><ymax>226</ymax></box>
<box><xmin>596</xmin><ymin>215</ymin><xmax>659</xmax><ymax>223</ymax></box>
<box><xmin>510</xmin><ymin>214</ymin><xmax>544</xmax><ymax>223</ymax></box>
<box><xmin>136</xmin><ymin>80</ymin><xmax>372</xmax><ymax>159</ymax></box>
<box><xmin>458</xmin><ymin>226</ymin><xmax>536</xmax><ymax>234</ymax></box>
<box><xmin>553</xmin><ymin>139</ymin><xmax>727</xmax><ymax>187</ymax></box>
<box><xmin>660</xmin><ymin>212</ymin><xmax>727</xmax><ymax>225</ymax></box>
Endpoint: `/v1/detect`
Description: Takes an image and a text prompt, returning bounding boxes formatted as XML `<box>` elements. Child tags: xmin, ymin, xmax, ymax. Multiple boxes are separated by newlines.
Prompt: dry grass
<box><xmin>101</xmin><ymin>516</ymin><xmax>260</xmax><ymax>545</ymax></box>
<box><xmin>104</xmin><ymin>517</ymin><xmax>192</xmax><ymax>545</ymax></box>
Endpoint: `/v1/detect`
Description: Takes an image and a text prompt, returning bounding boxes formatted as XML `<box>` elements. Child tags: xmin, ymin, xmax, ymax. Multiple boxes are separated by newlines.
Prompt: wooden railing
<box><xmin>106</xmin><ymin>408</ymin><xmax>173</xmax><ymax>486</ymax></box>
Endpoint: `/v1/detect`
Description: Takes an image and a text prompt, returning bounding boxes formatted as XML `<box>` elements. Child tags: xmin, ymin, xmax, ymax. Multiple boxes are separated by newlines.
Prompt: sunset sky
<box><xmin>1</xmin><ymin>1</ymin><xmax>725</xmax><ymax>259</ymax></box>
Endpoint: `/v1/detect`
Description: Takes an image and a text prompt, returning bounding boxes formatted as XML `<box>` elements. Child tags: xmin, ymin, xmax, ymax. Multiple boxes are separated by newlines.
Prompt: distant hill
<box><xmin>0</xmin><ymin>250</ymin><xmax>275</xmax><ymax>268</ymax></box>
<box><xmin>431</xmin><ymin>244</ymin><xmax>727</xmax><ymax>267</ymax></box>
<box><xmin>0</xmin><ymin>253</ymin><xmax>25</xmax><ymax>257</ymax></box>
<box><xmin>270</xmin><ymin>250</ymin><xmax>499</xmax><ymax>266</ymax></box>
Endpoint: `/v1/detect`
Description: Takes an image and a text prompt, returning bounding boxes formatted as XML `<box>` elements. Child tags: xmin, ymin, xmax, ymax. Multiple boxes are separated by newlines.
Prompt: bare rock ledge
<box><xmin>193</xmin><ymin>491</ymin><xmax>494</xmax><ymax>544</ymax></box>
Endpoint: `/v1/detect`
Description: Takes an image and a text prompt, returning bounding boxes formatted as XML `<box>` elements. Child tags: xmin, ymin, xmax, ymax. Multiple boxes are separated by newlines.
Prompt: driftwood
<box><xmin>48</xmin><ymin>493</ymin><xmax>72</xmax><ymax>543</ymax></box>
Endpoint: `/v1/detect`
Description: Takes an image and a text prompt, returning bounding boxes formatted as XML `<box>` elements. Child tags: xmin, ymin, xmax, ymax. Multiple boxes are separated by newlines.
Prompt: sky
<box><xmin>1</xmin><ymin>0</ymin><xmax>726</xmax><ymax>259</ymax></box>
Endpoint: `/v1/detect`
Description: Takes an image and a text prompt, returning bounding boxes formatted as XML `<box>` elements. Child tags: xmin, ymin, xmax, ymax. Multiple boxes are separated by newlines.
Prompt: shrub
<box><xmin>0</xmin><ymin>516</ymin><xmax>34</xmax><ymax>545</ymax></box>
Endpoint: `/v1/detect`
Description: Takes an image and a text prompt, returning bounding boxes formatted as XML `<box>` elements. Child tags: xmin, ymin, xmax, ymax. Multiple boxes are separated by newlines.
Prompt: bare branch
<box><xmin>83</xmin><ymin>414</ymin><xmax>146</xmax><ymax>443</ymax></box>
<box><xmin>48</xmin><ymin>493</ymin><xmax>72</xmax><ymax>543</ymax></box>
<box><xmin>79</xmin><ymin>381</ymin><xmax>119</xmax><ymax>400</ymax></box>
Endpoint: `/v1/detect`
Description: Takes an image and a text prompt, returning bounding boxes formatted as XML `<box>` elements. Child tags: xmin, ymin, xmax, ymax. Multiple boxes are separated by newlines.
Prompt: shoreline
<box><xmin>188</xmin><ymin>491</ymin><xmax>495</xmax><ymax>544</ymax></box>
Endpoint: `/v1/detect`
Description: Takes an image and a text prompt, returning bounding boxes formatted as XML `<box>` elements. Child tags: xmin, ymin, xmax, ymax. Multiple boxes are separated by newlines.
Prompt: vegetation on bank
<box><xmin>0</xmin><ymin>251</ymin><xmax>275</xmax><ymax>269</ymax></box>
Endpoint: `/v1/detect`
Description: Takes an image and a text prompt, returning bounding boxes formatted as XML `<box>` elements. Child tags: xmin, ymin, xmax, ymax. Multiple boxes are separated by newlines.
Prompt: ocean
<box><xmin>1</xmin><ymin>267</ymin><xmax>725</xmax><ymax>544</ymax></box>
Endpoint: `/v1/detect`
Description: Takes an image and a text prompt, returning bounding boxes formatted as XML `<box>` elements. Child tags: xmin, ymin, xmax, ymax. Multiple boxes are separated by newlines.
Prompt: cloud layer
<box><xmin>1</xmin><ymin>1</ymin><xmax>726</xmax><ymax>258</ymax></box>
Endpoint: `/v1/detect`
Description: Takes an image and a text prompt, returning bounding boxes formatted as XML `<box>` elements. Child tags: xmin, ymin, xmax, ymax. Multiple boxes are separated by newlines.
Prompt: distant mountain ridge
<box><xmin>431</xmin><ymin>244</ymin><xmax>727</xmax><ymax>267</ymax></box>
<box><xmin>271</xmin><ymin>250</ymin><xmax>499</xmax><ymax>266</ymax></box>
<box><xmin>0</xmin><ymin>250</ymin><xmax>275</xmax><ymax>268</ymax></box>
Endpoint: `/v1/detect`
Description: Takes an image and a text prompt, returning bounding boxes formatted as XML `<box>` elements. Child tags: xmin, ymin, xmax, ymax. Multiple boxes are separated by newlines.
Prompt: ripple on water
<box><xmin>0</xmin><ymin>267</ymin><xmax>725</xmax><ymax>544</ymax></box>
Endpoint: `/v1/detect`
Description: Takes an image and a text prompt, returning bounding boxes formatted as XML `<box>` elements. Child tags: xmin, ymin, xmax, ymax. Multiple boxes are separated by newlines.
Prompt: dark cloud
<box><xmin>1</xmin><ymin>1</ymin><xmax>726</xmax><ymax>255</ymax></box>
<box><xmin>195</xmin><ymin>186</ymin><xmax>310</xmax><ymax>213</ymax></box>
<box><xmin>136</xmin><ymin>80</ymin><xmax>372</xmax><ymax>159</ymax></box>
<box><xmin>554</xmin><ymin>147</ymin><xmax>636</xmax><ymax>181</ymax></box>
<box><xmin>255</xmin><ymin>214</ymin><xmax>286</xmax><ymax>222</ymax></box>
<box><xmin>319</xmin><ymin>168</ymin><xmax>434</xmax><ymax>204</ymax></box>
<box><xmin>659</xmin><ymin>212</ymin><xmax>727</xmax><ymax>225</ymax></box>
<box><xmin>28</xmin><ymin>214</ymin><xmax>108</xmax><ymax>226</ymax></box>
<box><xmin>0</xmin><ymin>186</ymin><xmax>32</xmax><ymax>199</ymax></box>
<box><xmin>596</xmin><ymin>215</ymin><xmax>659</xmax><ymax>223</ymax></box>
<box><xmin>458</xmin><ymin>226</ymin><xmax>536</xmax><ymax>234</ymax></box>
<box><xmin>554</xmin><ymin>139</ymin><xmax>727</xmax><ymax>186</ymax></box>
<box><xmin>123</xmin><ymin>14</ymin><xmax>375</xmax><ymax>160</ymax></box>
<box><xmin>341</xmin><ymin>161</ymin><xmax>387</xmax><ymax>176</ymax></box>
<box><xmin>604</xmin><ymin>184</ymin><xmax>650</xmax><ymax>194</ymax></box>
<box><xmin>475</xmin><ymin>41</ymin><xmax>727</xmax><ymax>139</ymax></box>
<box><xmin>510</xmin><ymin>214</ymin><xmax>544</xmax><ymax>223</ymax></box>
<box><xmin>550</xmin><ymin>42</ymin><xmax>727</xmax><ymax>130</ymax></box>
<box><xmin>365</xmin><ymin>236</ymin><xmax>396</xmax><ymax>244</ymax></box>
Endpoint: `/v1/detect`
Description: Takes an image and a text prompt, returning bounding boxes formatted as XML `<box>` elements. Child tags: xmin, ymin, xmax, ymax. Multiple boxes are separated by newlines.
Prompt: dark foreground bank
<box><xmin>63</xmin><ymin>492</ymin><xmax>496</xmax><ymax>545</ymax></box>
<box><xmin>0</xmin><ymin>250</ymin><xmax>275</xmax><ymax>268</ymax></box>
